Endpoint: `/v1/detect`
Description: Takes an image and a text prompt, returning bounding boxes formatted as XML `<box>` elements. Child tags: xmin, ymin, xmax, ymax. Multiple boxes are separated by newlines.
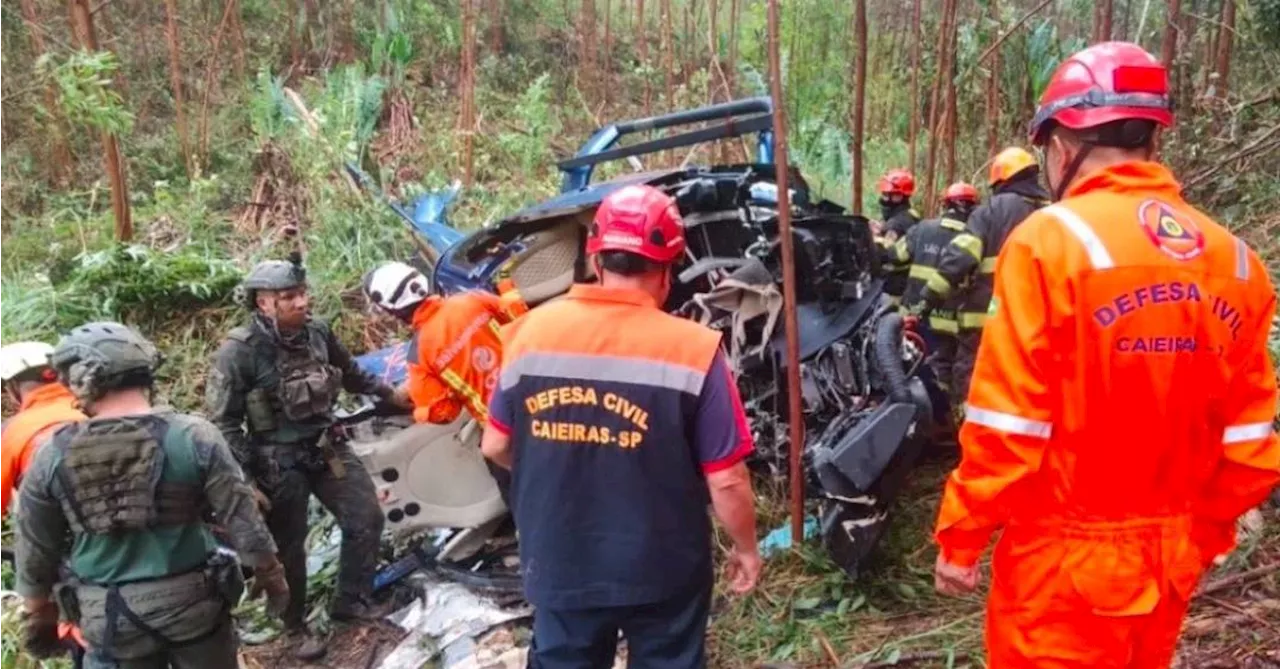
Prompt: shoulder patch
<box><xmin>1137</xmin><ymin>199</ymin><xmax>1204</xmax><ymax>261</ymax></box>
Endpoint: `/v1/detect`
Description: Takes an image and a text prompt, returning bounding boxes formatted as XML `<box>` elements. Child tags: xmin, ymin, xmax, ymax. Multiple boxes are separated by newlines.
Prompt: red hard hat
<box><xmin>943</xmin><ymin>182</ymin><xmax>979</xmax><ymax>205</ymax></box>
<box><xmin>587</xmin><ymin>185</ymin><xmax>686</xmax><ymax>264</ymax></box>
<box><xmin>1029</xmin><ymin>41</ymin><xmax>1173</xmax><ymax>144</ymax></box>
<box><xmin>877</xmin><ymin>169</ymin><xmax>916</xmax><ymax>197</ymax></box>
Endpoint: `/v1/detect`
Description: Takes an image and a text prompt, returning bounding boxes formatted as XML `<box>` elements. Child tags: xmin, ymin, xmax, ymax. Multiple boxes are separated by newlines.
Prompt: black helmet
<box><xmin>241</xmin><ymin>253</ymin><xmax>306</xmax><ymax>310</ymax></box>
<box><xmin>52</xmin><ymin>322</ymin><xmax>160</xmax><ymax>404</ymax></box>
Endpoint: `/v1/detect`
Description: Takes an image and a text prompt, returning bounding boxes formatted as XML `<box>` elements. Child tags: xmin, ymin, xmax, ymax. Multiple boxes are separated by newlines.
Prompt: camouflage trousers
<box><xmin>257</xmin><ymin>440</ymin><xmax>384</xmax><ymax>629</ymax></box>
<box><xmin>82</xmin><ymin>618</ymin><xmax>236</xmax><ymax>669</ymax></box>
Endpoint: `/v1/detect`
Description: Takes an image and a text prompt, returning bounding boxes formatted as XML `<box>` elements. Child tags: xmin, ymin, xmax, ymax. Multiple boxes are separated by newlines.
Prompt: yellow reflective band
<box><xmin>929</xmin><ymin>316</ymin><xmax>959</xmax><ymax>333</ymax></box>
<box><xmin>940</xmin><ymin>218</ymin><xmax>966</xmax><ymax>231</ymax></box>
<box><xmin>952</xmin><ymin>233</ymin><xmax>983</xmax><ymax>262</ymax></box>
<box><xmin>925</xmin><ymin>273</ymin><xmax>953</xmax><ymax>297</ymax></box>
<box><xmin>909</xmin><ymin>265</ymin><xmax>941</xmax><ymax>281</ymax></box>
<box><xmin>442</xmin><ymin>368</ymin><xmax>488</xmax><ymax>422</ymax></box>
<box><xmin>959</xmin><ymin>311</ymin><xmax>988</xmax><ymax>329</ymax></box>
<box><xmin>488</xmin><ymin>321</ymin><xmax>503</xmax><ymax>338</ymax></box>
<box><xmin>979</xmin><ymin>256</ymin><xmax>998</xmax><ymax>274</ymax></box>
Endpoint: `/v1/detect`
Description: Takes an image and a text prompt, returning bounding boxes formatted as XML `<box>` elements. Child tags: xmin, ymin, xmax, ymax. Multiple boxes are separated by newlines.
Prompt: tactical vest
<box><xmin>49</xmin><ymin>412</ymin><xmax>216</xmax><ymax>584</ymax></box>
<box><xmin>498</xmin><ymin>285</ymin><xmax>721</xmax><ymax>609</ymax></box>
<box><xmin>232</xmin><ymin>324</ymin><xmax>343</xmax><ymax>444</ymax></box>
<box><xmin>904</xmin><ymin>217</ymin><xmax>967</xmax><ymax>334</ymax></box>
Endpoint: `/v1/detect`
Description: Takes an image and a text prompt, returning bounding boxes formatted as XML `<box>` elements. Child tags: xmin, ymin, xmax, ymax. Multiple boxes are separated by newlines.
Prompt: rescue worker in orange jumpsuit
<box><xmin>2</xmin><ymin>342</ymin><xmax>90</xmax><ymax>667</ymax></box>
<box><xmin>933</xmin><ymin>41</ymin><xmax>1280</xmax><ymax>668</ymax></box>
<box><xmin>362</xmin><ymin>261</ymin><xmax>526</xmax><ymax>426</ymax></box>
<box><xmin>481</xmin><ymin>184</ymin><xmax>761</xmax><ymax>668</ymax></box>
<box><xmin>875</xmin><ymin>168</ymin><xmax>921</xmax><ymax>302</ymax></box>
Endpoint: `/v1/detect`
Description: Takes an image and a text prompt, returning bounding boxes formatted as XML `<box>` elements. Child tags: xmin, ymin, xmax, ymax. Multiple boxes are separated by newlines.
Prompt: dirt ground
<box><xmin>239</xmin><ymin>621</ymin><xmax>407</xmax><ymax>669</ymax></box>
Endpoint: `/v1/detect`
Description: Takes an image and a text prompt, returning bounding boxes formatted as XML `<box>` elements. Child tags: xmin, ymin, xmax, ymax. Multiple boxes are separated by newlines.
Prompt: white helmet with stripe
<box><xmin>363</xmin><ymin>261</ymin><xmax>432</xmax><ymax>314</ymax></box>
<box><xmin>0</xmin><ymin>341</ymin><xmax>56</xmax><ymax>383</ymax></box>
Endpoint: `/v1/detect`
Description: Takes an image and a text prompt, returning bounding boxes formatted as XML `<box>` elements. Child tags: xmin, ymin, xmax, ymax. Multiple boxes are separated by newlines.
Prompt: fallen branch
<box><xmin>1184</xmin><ymin>125</ymin><xmax>1280</xmax><ymax>189</ymax></box>
<box><xmin>974</xmin><ymin>0</ymin><xmax>1055</xmax><ymax>65</ymax></box>
<box><xmin>1195</xmin><ymin>561</ymin><xmax>1280</xmax><ymax>598</ymax></box>
<box><xmin>855</xmin><ymin>650</ymin><xmax>971</xmax><ymax>669</ymax></box>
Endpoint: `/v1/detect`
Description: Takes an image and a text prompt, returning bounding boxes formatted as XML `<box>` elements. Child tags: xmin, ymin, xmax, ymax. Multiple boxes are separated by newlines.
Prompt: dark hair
<box><xmin>598</xmin><ymin>251</ymin><xmax>666</xmax><ymax>276</ymax></box>
<box><xmin>105</xmin><ymin>369</ymin><xmax>156</xmax><ymax>394</ymax></box>
<box><xmin>1058</xmin><ymin>119</ymin><xmax>1158</xmax><ymax>150</ymax></box>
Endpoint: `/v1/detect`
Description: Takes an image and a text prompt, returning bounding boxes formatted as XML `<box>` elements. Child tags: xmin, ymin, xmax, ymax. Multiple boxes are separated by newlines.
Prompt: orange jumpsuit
<box><xmin>407</xmin><ymin>290</ymin><xmax>525</xmax><ymax>424</ymax></box>
<box><xmin>1</xmin><ymin>383</ymin><xmax>84</xmax><ymax>514</ymax></box>
<box><xmin>934</xmin><ymin>161</ymin><xmax>1280</xmax><ymax>668</ymax></box>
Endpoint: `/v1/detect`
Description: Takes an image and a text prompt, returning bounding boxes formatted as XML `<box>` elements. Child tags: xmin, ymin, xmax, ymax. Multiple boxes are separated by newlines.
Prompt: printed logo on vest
<box><xmin>1138</xmin><ymin>200</ymin><xmax>1204</xmax><ymax>261</ymax></box>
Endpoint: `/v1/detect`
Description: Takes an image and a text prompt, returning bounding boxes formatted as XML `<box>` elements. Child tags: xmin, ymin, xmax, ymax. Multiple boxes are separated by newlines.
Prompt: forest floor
<box><xmin>233</xmin><ymin>457</ymin><xmax>1280</xmax><ymax>669</ymax></box>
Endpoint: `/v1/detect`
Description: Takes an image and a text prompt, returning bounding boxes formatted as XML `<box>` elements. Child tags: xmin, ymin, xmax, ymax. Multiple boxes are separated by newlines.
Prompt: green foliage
<box><xmin>35</xmin><ymin>51</ymin><xmax>133</xmax><ymax>136</ymax></box>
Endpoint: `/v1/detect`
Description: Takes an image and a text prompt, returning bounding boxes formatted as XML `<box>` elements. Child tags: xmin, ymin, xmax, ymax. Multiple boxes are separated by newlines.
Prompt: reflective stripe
<box><xmin>488</xmin><ymin>321</ymin><xmax>502</xmax><ymax>338</ymax></box>
<box><xmin>1234</xmin><ymin>237</ymin><xmax>1250</xmax><ymax>281</ymax></box>
<box><xmin>959</xmin><ymin>311</ymin><xmax>988</xmax><ymax>329</ymax></box>
<box><xmin>979</xmin><ymin>256</ymin><xmax>997</xmax><ymax>274</ymax></box>
<box><xmin>909</xmin><ymin>265</ymin><xmax>940</xmax><ymax>281</ymax></box>
<box><xmin>500</xmin><ymin>351</ymin><xmax>707</xmax><ymax>395</ymax></box>
<box><xmin>925</xmin><ymin>273</ymin><xmax>953</xmax><ymax>297</ymax></box>
<box><xmin>1043</xmin><ymin>204</ymin><xmax>1115</xmax><ymax>270</ymax></box>
<box><xmin>964</xmin><ymin>405</ymin><xmax>1053</xmax><ymax>439</ymax></box>
<box><xmin>441</xmin><ymin>368</ymin><xmax>488</xmax><ymax>421</ymax></box>
<box><xmin>929</xmin><ymin>316</ymin><xmax>959</xmax><ymax>334</ymax></box>
<box><xmin>1224</xmin><ymin>422</ymin><xmax>1273</xmax><ymax>444</ymax></box>
<box><xmin>940</xmin><ymin>218</ymin><xmax>966</xmax><ymax>231</ymax></box>
<box><xmin>952</xmin><ymin>233</ymin><xmax>983</xmax><ymax>262</ymax></box>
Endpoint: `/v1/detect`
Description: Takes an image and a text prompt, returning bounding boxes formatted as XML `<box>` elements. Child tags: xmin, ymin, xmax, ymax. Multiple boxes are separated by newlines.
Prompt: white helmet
<box><xmin>363</xmin><ymin>261</ymin><xmax>431</xmax><ymax>313</ymax></box>
<box><xmin>0</xmin><ymin>341</ymin><xmax>56</xmax><ymax>383</ymax></box>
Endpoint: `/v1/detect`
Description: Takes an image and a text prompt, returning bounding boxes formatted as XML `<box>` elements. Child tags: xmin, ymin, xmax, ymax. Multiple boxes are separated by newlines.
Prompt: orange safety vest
<box><xmin>934</xmin><ymin>161</ymin><xmax>1279</xmax><ymax>667</ymax></box>
<box><xmin>407</xmin><ymin>291</ymin><xmax>518</xmax><ymax>424</ymax></box>
<box><xmin>1</xmin><ymin>383</ymin><xmax>84</xmax><ymax>514</ymax></box>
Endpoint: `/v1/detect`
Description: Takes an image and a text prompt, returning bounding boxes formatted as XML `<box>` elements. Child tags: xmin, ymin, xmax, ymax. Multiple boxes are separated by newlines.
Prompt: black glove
<box><xmin>248</xmin><ymin>557</ymin><xmax>291</xmax><ymax>618</ymax></box>
<box><xmin>20</xmin><ymin>600</ymin><xmax>61</xmax><ymax>659</ymax></box>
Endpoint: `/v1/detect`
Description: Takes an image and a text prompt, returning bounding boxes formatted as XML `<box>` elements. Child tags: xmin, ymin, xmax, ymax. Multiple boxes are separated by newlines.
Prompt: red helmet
<box><xmin>943</xmin><ymin>182</ymin><xmax>979</xmax><ymax>205</ymax></box>
<box><xmin>877</xmin><ymin>169</ymin><xmax>916</xmax><ymax>197</ymax></box>
<box><xmin>587</xmin><ymin>185</ymin><xmax>686</xmax><ymax>264</ymax></box>
<box><xmin>1029</xmin><ymin>41</ymin><xmax>1173</xmax><ymax>145</ymax></box>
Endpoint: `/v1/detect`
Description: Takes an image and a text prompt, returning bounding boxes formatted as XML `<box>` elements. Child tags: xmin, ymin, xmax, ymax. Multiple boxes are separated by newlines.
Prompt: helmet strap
<box><xmin>1052</xmin><ymin>142</ymin><xmax>1094</xmax><ymax>202</ymax></box>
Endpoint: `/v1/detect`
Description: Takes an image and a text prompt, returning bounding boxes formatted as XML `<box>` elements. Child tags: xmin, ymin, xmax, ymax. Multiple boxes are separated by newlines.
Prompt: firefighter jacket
<box><xmin>923</xmin><ymin>175</ymin><xmax>1050</xmax><ymax>331</ymax></box>
<box><xmin>934</xmin><ymin>161</ymin><xmax>1279</xmax><ymax>662</ymax></box>
<box><xmin>487</xmin><ymin>284</ymin><xmax>754</xmax><ymax>610</ymax></box>
<box><xmin>877</xmin><ymin>202</ymin><xmax>921</xmax><ymax>299</ymax></box>
<box><xmin>886</xmin><ymin>211</ymin><xmax>970</xmax><ymax>334</ymax></box>
<box><xmin>407</xmin><ymin>291</ymin><xmax>520</xmax><ymax>425</ymax></box>
<box><xmin>1</xmin><ymin>383</ymin><xmax>83</xmax><ymax>514</ymax></box>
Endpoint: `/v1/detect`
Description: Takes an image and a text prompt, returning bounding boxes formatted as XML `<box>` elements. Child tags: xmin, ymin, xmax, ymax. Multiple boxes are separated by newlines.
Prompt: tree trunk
<box><xmin>945</xmin><ymin>53</ymin><xmax>957</xmax><ymax>186</ymax></box>
<box><xmin>20</xmin><ymin>0</ymin><xmax>73</xmax><ymax>185</ymax></box>
<box><xmin>660</xmin><ymin>0</ymin><xmax>675</xmax><ymax>107</ymax></box>
<box><xmin>764</xmin><ymin>0</ymin><xmax>806</xmax><ymax>548</ymax></box>
<box><xmin>1095</xmin><ymin>0</ymin><xmax>1113</xmax><ymax>41</ymax></box>
<box><xmin>907</xmin><ymin>0</ymin><xmax>921</xmax><ymax>173</ymax></box>
<box><xmin>460</xmin><ymin>0</ymin><xmax>477</xmax><ymax>187</ymax></box>
<box><xmin>849</xmin><ymin>0</ymin><xmax>867</xmax><ymax>215</ymax></box>
<box><xmin>638</xmin><ymin>0</ymin><xmax>651</xmax><ymax>117</ymax></box>
<box><xmin>1213</xmin><ymin>0</ymin><xmax>1234</xmax><ymax>100</ymax></box>
<box><xmin>924</xmin><ymin>0</ymin><xmax>957</xmax><ymax>216</ymax></box>
<box><xmin>1121</xmin><ymin>0</ymin><xmax>1133</xmax><ymax>40</ymax></box>
<box><xmin>986</xmin><ymin>0</ymin><xmax>1001</xmax><ymax>158</ymax></box>
<box><xmin>1161</xmin><ymin>0</ymin><xmax>1180</xmax><ymax>70</ymax></box>
<box><xmin>228</xmin><ymin>0</ymin><xmax>247</xmax><ymax>78</ymax></box>
<box><xmin>163</xmin><ymin>0</ymin><xmax>193</xmax><ymax>178</ymax></box>
<box><xmin>488</xmin><ymin>0</ymin><xmax>505</xmax><ymax>53</ymax></box>
<box><xmin>68</xmin><ymin>0</ymin><xmax>132</xmax><ymax>242</ymax></box>
<box><xmin>580</xmin><ymin>0</ymin><xmax>596</xmax><ymax>101</ymax></box>
<box><xmin>603</xmin><ymin>0</ymin><xmax>612</xmax><ymax>108</ymax></box>
<box><xmin>1200</xmin><ymin>0</ymin><xmax>1218</xmax><ymax>94</ymax></box>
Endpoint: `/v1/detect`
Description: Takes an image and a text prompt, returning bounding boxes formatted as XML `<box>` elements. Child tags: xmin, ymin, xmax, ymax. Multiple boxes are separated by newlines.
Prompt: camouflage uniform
<box><xmin>205</xmin><ymin>260</ymin><xmax>397</xmax><ymax>633</ymax></box>
<box><xmin>14</xmin><ymin>322</ymin><xmax>285</xmax><ymax>669</ymax></box>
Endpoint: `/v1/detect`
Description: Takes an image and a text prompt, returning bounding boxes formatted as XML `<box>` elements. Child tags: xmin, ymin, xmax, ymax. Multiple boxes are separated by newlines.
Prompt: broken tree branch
<box><xmin>1185</xmin><ymin>125</ymin><xmax>1280</xmax><ymax>188</ymax></box>
<box><xmin>974</xmin><ymin>0</ymin><xmax>1054</xmax><ymax>65</ymax></box>
<box><xmin>1195</xmin><ymin>560</ymin><xmax>1280</xmax><ymax>598</ymax></box>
